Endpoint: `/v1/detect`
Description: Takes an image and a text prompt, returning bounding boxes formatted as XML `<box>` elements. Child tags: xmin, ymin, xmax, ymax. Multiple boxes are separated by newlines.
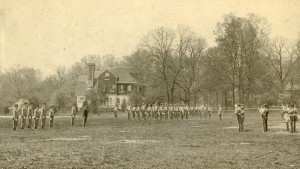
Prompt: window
<box><xmin>128</xmin><ymin>85</ymin><xmax>132</xmax><ymax>91</ymax></box>
<box><xmin>102</xmin><ymin>86</ymin><xmax>106</xmax><ymax>92</ymax></box>
<box><xmin>109</xmin><ymin>98</ymin><xmax>112</xmax><ymax>105</ymax></box>
<box><xmin>119</xmin><ymin>85</ymin><xmax>124</xmax><ymax>93</ymax></box>
<box><xmin>105</xmin><ymin>72</ymin><xmax>109</xmax><ymax>80</ymax></box>
<box><xmin>110</xmin><ymin>85</ymin><xmax>116</xmax><ymax>92</ymax></box>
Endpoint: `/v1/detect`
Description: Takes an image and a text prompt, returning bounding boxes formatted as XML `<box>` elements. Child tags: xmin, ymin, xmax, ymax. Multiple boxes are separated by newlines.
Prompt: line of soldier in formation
<box><xmin>11</xmin><ymin>102</ymin><xmax>90</xmax><ymax>131</ymax></box>
<box><xmin>234</xmin><ymin>104</ymin><xmax>298</xmax><ymax>133</ymax></box>
<box><xmin>123</xmin><ymin>105</ymin><xmax>224</xmax><ymax>121</ymax></box>
<box><xmin>11</xmin><ymin>101</ymin><xmax>297</xmax><ymax>133</ymax></box>
<box><xmin>12</xmin><ymin>102</ymin><xmax>55</xmax><ymax>131</ymax></box>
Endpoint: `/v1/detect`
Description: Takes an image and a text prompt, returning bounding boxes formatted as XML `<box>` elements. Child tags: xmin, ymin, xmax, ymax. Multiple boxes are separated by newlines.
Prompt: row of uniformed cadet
<box><xmin>281</xmin><ymin>104</ymin><xmax>298</xmax><ymax>133</ymax></box>
<box><xmin>257</xmin><ymin>104</ymin><xmax>298</xmax><ymax>133</ymax></box>
<box><xmin>13</xmin><ymin>102</ymin><xmax>88</xmax><ymax>130</ymax></box>
<box><xmin>12</xmin><ymin>102</ymin><xmax>55</xmax><ymax>131</ymax></box>
<box><xmin>125</xmin><ymin>104</ymin><xmax>222</xmax><ymax>121</ymax></box>
<box><xmin>235</xmin><ymin>104</ymin><xmax>298</xmax><ymax>133</ymax></box>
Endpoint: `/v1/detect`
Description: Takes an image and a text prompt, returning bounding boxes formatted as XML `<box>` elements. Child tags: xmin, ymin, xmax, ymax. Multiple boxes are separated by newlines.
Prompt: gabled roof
<box><xmin>95</xmin><ymin>68</ymin><xmax>106</xmax><ymax>78</ymax></box>
<box><xmin>95</xmin><ymin>66</ymin><xmax>144</xmax><ymax>84</ymax></box>
<box><xmin>108</xmin><ymin>67</ymin><xmax>138</xmax><ymax>83</ymax></box>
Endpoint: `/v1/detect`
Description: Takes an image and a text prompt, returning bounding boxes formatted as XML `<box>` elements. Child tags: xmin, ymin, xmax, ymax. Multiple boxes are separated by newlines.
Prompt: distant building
<box><xmin>75</xmin><ymin>61</ymin><xmax>146</xmax><ymax>108</ymax></box>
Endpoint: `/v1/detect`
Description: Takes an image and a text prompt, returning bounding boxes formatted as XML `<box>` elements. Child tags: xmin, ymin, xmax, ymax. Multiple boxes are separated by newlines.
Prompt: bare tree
<box><xmin>267</xmin><ymin>37</ymin><xmax>296</xmax><ymax>93</ymax></box>
<box><xmin>214</xmin><ymin>14</ymin><xmax>243</xmax><ymax>106</ymax></box>
<box><xmin>140</xmin><ymin>26</ymin><xmax>176</xmax><ymax>104</ymax></box>
<box><xmin>241</xmin><ymin>14</ymin><xmax>270</xmax><ymax>105</ymax></box>
<box><xmin>174</xmin><ymin>26</ymin><xmax>207</xmax><ymax>105</ymax></box>
<box><xmin>1</xmin><ymin>67</ymin><xmax>41</xmax><ymax>101</ymax></box>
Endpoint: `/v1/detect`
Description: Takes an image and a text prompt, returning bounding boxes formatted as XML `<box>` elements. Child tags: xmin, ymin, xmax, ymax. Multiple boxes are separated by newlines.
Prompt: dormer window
<box><xmin>105</xmin><ymin>72</ymin><xmax>109</xmax><ymax>80</ymax></box>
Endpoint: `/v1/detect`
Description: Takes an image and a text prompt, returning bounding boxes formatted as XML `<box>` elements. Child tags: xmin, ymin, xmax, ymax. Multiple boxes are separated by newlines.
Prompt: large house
<box><xmin>75</xmin><ymin>61</ymin><xmax>146</xmax><ymax>108</ymax></box>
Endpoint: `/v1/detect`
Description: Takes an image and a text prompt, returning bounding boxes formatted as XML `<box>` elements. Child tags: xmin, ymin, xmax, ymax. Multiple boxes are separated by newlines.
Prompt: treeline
<box><xmin>124</xmin><ymin>13</ymin><xmax>300</xmax><ymax>106</ymax></box>
<box><xmin>0</xmin><ymin>55</ymin><xmax>123</xmax><ymax>113</ymax></box>
<box><xmin>0</xmin><ymin>13</ymin><xmax>299</xmax><ymax>113</ymax></box>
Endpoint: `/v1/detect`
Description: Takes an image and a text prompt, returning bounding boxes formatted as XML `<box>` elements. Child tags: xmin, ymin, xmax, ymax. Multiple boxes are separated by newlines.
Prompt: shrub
<box><xmin>3</xmin><ymin>106</ymin><xmax>9</xmax><ymax>114</ymax></box>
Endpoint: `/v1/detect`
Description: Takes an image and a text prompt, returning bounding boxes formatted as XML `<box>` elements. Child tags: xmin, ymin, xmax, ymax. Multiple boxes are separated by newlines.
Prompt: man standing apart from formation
<box><xmin>258</xmin><ymin>104</ymin><xmax>269</xmax><ymax>132</ymax></box>
<box><xmin>21</xmin><ymin>102</ymin><xmax>28</xmax><ymax>129</ymax></box>
<box><xmin>27</xmin><ymin>103</ymin><xmax>34</xmax><ymax>129</ymax></box>
<box><xmin>82</xmin><ymin>101</ymin><xmax>89</xmax><ymax>128</ymax></box>
<box><xmin>41</xmin><ymin>103</ymin><xmax>47</xmax><ymax>129</ymax></box>
<box><xmin>33</xmin><ymin>106</ymin><xmax>40</xmax><ymax>129</ymax></box>
<box><xmin>235</xmin><ymin>104</ymin><xmax>245</xmax><ymax>132</ymax></box>
<box><xmin>114</xmin><ymin>105</ymin><xmax>118</xmax><ymax>121</ymax></box>
<box><xmin>218</xmin><ymin>105</ymin><xmax>223</xmax><ymax>121</ymax></box>
<box><xmin>289</xmin><ymin>105</ymin><xmax>298</xmax><ymax>133</ymax></box>
<box><xmin>12</xmin><ymin>104</ymin><xmax>19</xmax><ymax>131</ymax></box>
<box><xmin>208</xmin><ymin>106</ymin><xmax>212</xmax><ymax>118</ymax></box>
<box><xmin>71</xmin><ymin>104</ymin><xmax>78</xmax><ymax>126</ymax></box>
<box><xmin>49</xmin><ymin>106</ymin><xmax>55</xmax><ymax>128</ymax></box>
<box><xmin>281</xmin><ymin>104</ymin><xmax>290</xmax><ymax>131</ymax></box>
<box><xmin>127</xmin><ymin>105</ymin><xmax>132</xmax><ymax>121</ymax></box>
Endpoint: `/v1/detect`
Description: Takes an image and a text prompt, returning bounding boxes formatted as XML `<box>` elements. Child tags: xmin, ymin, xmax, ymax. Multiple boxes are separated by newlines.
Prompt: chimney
<box><xmin>87</xmin><ymin>58</ymin><xmax>95</xmax><ymax>89</ymax></box>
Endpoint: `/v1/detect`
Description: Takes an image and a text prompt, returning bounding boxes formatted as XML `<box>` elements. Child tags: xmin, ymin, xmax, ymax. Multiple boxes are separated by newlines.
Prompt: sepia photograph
<box><xmin>0</xmin><ymin>0</ymin><xmax>299</xmax><ymax>168</ymax></box>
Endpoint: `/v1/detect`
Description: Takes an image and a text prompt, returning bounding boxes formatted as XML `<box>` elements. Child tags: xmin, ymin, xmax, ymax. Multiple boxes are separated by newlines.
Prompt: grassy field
<box><xmin>0</xmin><ymin>110</ymin><xmax>299</xmax><ymax>169</ymax></box>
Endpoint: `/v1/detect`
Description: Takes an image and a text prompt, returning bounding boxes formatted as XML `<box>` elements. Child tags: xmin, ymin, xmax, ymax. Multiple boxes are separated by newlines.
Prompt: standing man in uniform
<box><xmin>235</xmin><ymin>104</ymin><xmax>245</xmax><ymax>132</ymax></box>
<box><xmin>136</xmin><ymin>105</ymin><xmax>141</xmax><ymax>120</ymax></box>
<box><xmin>27</xmin><ymin>103</ymin><xmax>34</xmax><ymax>129</ymax></box>
<box><xmin>71</xmin><ymin>104</ymin><xmax>78</xmax><ymax>126</ymax></box>
<box><xmin>127</xmin><ymin>105</ymin><xmax>132</xmax><ymax>121</ymax></box>
<box><xmin>148</xmin><ymin>105</ymin><xmax>153</xmax><ymax>120</ymax></box>
<box><xmin>12</xmin><ymin>104</ymin><xmax>19</xmax><ymax>131</ymax></box>
<box><xmin>141</xmin><ymin>104</ymin><xmax>146</xmax><ymax>120</ymax></box>
<box><xmin>185</xmin><ymin>105</ymin><xmax>190</xmax><ymax>120</ymax></box>
<box><xmin>258</xmin><ymin>104</ymin><xmax>269</xmax><ymax>132</ymax></box>
<box><xmin>33</xmin><ymin>105</ymin><xmax>40</xmax><ymax>129</ymax></box>
<box><xmin>281</xmin><ymin>104</ymin><xmax>290</xmax><ymax>131</ymax></box>
<box><xmin>201</xmin><ymin>105</ymin><xmax>204</xmax><ymax>118</ymax></box>
<box><xmin>21</xmin><ymin>102</ymin><xmax>28</xmax><ymax>129</ymax></box>
<box><xmin>164</xmin><ymin>105</ymin><xmax>169</xmax><ymax>120</ymax></box>
<box><xmin>113</xmin><ymin>105</ymin><xmax>118</xmax><ymax>121</ymax></box>
<box><xmin>207</xmin><ymin>105</ymin><xmax>212</xmax><ymax>118</ymax></box>
<box><xmin>132</xmin><ymin>106</ymin><xmax>136</xmax><ymax>120</ymax></box>
<box><xmin>204</xmin><ymin>105</ymin><xmax>208</xmax><ymax>118</ymax></box>
<box><xmin>218</xmin><ymin>105</ymin><xmax>223</xmax><ymax>121</ymax></box>
<box><xmin>82</xmin><ymin>101</ymin><xmax>89</xmax><ymax>128</ymax></box>
<box><xmin>41</xmin><ymin>103</ymin><xmax>47</xmax><ymax>129</ymax></box>
<box><xmin>49</xmin><ymin>105</ymin><xmax>55</xmax><ymax>128</ymax></box>
<box><xmin>289</xmin><ymin>105</ymin><xmax>298</xmax><ymax>133</ymax></box>
<box><xmin>159</xmin><ymin>105</ymin><xmax>163</xmax><ymax>120</ymax></box>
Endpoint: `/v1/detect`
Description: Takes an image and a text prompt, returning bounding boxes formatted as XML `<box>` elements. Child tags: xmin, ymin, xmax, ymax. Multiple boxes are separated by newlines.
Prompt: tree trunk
<box><xmin>216</xmin><ymin>91</ymin><xmax>219</xmax><ymax>106</ymax></box>
<box><xmin>224</xmin><ymin>90</ymin><xmax>228</xmax><ymax>107</ymax></box>
<box><xmin>194</xmin><ymin>93</ymin><xmax>198</xmax><ymax>106</ymax></box>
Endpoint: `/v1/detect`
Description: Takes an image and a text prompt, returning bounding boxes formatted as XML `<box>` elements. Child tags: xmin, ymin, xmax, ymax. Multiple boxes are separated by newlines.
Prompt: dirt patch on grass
<box><xmin>120</xmin><ymin>140</ymin><xmax>159</xmax><ymax>144</ymax></box>
<box><xmin>119</xmin><ymin>130</ymin><xmax>131</xmax><ymax>133</ymax></box>
<box><xmin>47</xmin><ymin>136</ymin><xmax>92</xmax><ymax>141</ymax></box>
<box><xmin>223</xmin><ymin>126</ymin><xmax>238</xmax><ymax>129</ymax></box>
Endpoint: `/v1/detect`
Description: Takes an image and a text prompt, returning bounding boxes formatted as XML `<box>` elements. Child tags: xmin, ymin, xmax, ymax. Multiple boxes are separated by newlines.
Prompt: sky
<box><xmin>0</xmin><ymin>0</ymin><xmax>299</xmax><ymax>76</ymax></box>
